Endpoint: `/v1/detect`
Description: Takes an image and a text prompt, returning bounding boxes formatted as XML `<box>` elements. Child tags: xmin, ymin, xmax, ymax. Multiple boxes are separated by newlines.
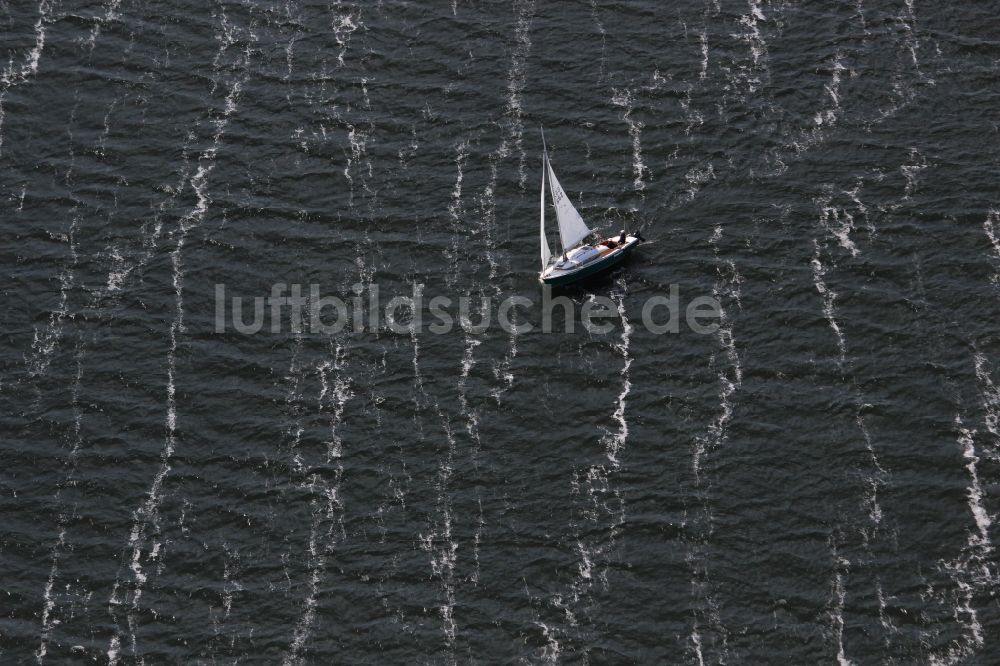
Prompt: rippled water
<box><xmin>3</xmin><ymin>0</ymin><xmax>1000</xmax><ymax>663</ymax></box>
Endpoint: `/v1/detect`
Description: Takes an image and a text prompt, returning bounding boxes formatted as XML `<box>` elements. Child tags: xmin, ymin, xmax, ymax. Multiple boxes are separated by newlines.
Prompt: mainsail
<box><xmin>546</xmin><ymin>160</ymin><xmax>591</xmax><ymax>252</ymax></box>
<box><xmin>540</xmin><ymin>153</ymin><xmax>551</xmax><ymax>268</ymax></box>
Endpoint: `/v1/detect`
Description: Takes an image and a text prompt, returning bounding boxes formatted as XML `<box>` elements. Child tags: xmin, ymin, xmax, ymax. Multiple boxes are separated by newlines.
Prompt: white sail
<box><xmin>546</xmin><ymin>161</ymin><xmax>591</xmax><ymax>252</ymax></box>
<box><xmin>540</xmin><ymin>153</ymin><xmax>551</xmax><ymax>268</ymax></box>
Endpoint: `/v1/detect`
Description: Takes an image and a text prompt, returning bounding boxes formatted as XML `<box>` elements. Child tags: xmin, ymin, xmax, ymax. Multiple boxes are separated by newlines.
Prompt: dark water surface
<box><xmin>3</xmin><ymin>0</ymin><xmax>1000</xmax><ymax>663</ymax></box>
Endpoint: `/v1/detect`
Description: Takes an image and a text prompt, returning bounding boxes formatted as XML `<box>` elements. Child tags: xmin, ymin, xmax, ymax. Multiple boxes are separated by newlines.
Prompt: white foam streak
<box><xmin>611</xmin><ymin>88</ymin><xmax>647</xmax><ymax>191</ymax></box>
<box><xmin>691</xmin><ymin>623</ymin><xmax>705</xmax><ymax>666</ymax></box>
<box><xmin>99</xmin><ymin>132</ymin><xmax>196</xmax><ymax>298</ymax></box>
<box><xmin>458</xmin><ymin>337</ymin><xmax>481</xmax><ymax>447</ymax></box>
<box><xmin>25</xmin><ymin>216</ymin><xmax>78</xmax><ymax>378</ymax></box>
<box><xmin>445</xmin><ymin>140</ymin><xmax>470</xmax><ymax>287</ymax></box>
<box><xmin>448</xmin><ymin>140</ymin><xmax>468</xmax><ymax>224</ymax></box>
<box><xmin>343</xmin><ymin>123</ymin><xmax>372</xmax><ymax>204</ymax></box>
<box><xmin>686</xmin><ymin>235</ymin><xmax>742</xmax><ymax>663</ymax></box>
<box><xmin>284</xmin><ymin>346</ymin><xmax>352</xmax><ymax>665</ymax></box>
<box><xmin>0</xmin><ymin>1</ymin><xmax>52</xmax><ymax>154</ymax></box>
<box><xmin>973</xmin><ymin>352</ymin><xmax>1000</xmax><ymax>455</ymax></box>
<box><xmin>901</xmin><ymin>148</ymin><xmax>928</xmax><ymax>200</ymax></box>
<box><xmin>983</xmin><ymin>210</ymin><xmax>1000</xmax><ymax>292</ymax></box>
<box><xmin>771</xmin><ymin>52</ymin><xmax>845</xmax><ymax>168</ymax></box>
<box><xmin>928</xmin><ymin>417</ymin><xmax>995</xmax><ymax>665</ymax></box>
<box><xmin>875</xmin><ymin>580</ymin><xmax>896</xmax><ymax>644</ymax></box>
<box><xmin>538</xmin><ymin>622</ymin><xmax>561</xmax><ymax>663</ymax></box>
<box><xmin>686</xmin><ymin>547</ymin><xmax>729</xmax><ymax>665</ymax></box>
<box><xmin>956</xmin><ymin>420</ymin><xmax>992</xmax><ymax>547</ymax></box>
<box><xmin>698</xmin><ymin>28</ymin><xmax>709</xmax><ymax>80</ymax></box>
<box><xmin>36</xmin><ymin>530</ymin><xmax>63</xmax><ymax>663</ymax></box>
<box><xmin>811</xmin><ymin>241</ymin><xmax>847</xmax><ymax>366</ymax></box>
<box><xmin>817</xmin><ymin>195</ymin><xmax>860</xmax><ymax>257</ymax></box>
<box><xmin>331</xmin><ymin>3</ymin><xmax>361</xmax><ymax>67</ymax></box>
<box><xmin>694</xmin><ymin>239</ymin><xmax>743</xmax><ymax>479</ymax></box>
<box><xmin>827</xmin><ymin>541</ymin><xmax>854</xmax><ymax>666</ymax></box>
<box><xmin>285</xmin><ymin>484</ymin><xmax>344</xmax><ymax>665</ymax></box>
<box><xmin>983</xmin><ymin>209</ymin><xmax>1000</xmax><ymax>258</ymax></box>
<box><xmin>36</xmin><ymin>346</ymin><xmax>86</xmax><ymax>663</ymax></box>
<box><xmin>420</xmin><ymin>412</ymin><xmax>459</xmax><ymax>657</ymax></box>
<box><xmin>476</xmin><ymin>162</ymin><xmax>500</xmax><ymax>281</ymax></box>
<box><xmin>108</xmin><ymin>31</ymin><xmax>249</xmax><ymax>657</ymax></box>
<box><xmin>563</xmin><ymin>470</ymin><xmax>621</xmax><ymax>614</ymax></box>
<box><xmin>901</xmin><ymin>0</ymin><xmax>921</xmax><ymax>72</ymax></box>
<box><xmin>737</xmin><ymin>0</ymin><xmax>769</xmax><ymax>91</ymax></box>
<box><xmin>855</xmin><ymin>411</ymin><xmax>885</xmax><ymax>531</ymax></box>
<box><xmin>683</xmin><ymin>162</ymin><xmax>715</xmax><ymax>202</ymax></box>
<box><xmin>107</xmin><ymin>635</ymin><xmax>121</xmax><ymax>665</ymax></box>
<box><xmin>23</xmin><ymin>94</ymin><xmax>82</xmax><ymax>380</ymax></box>
<box><xmin>589</xmin><ymin>0</ymin><xmax>608</xmax><ymax>82</ymax></box>
<box><xmin>602</xmin><ymin>293</ymin><xmax>632</xmax><ymax>467</ymax></box>
<box><xmin>819</xmin><ymin>55</ymin><xmax>847</xmax><ymax>132</ymax></box>
<box><xmin>722</xmin><ymin>0</ymin><xmax>770</xmax><ymax>96</ymax></box>
<box><xmin>506</xmin><ymin>0</ymin><xmax>535</xmax><ymax>189</ymax></box>
<box><xmin>550</xmin><ymin>295</ymin><xmax>635</xmax><ymax>653</ymax></box>
<box><xmin>87</xmin><ymin>0</ymin><xmax>123</xmax><ymax>48</ymax></box>
<box><xmin>824</xmin><ymin>56</ymin><xmax>845</xmax><ymax>111</ymax></box>
<box><xmin>220</xmin><ymin>548</ymin><xmax>242</xmax><ymax>618</ymax></box>
<box><xmin>473</xmin><ymin>3</ymin><xmax>536</xmax><ymax>392</ymax></box>
<box><xmin>22</xmin><ymin>2</ymin><xmax>48</xmax><ymax>77</ymax></box>
<box><xmin>317</xmin><ymin>348</ymin><xmax>354</xmax><ymax>460</ymax></box>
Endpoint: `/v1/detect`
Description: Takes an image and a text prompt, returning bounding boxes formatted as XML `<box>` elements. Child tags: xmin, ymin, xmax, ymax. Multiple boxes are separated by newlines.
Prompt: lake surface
<box><xmin>2</xmin><ymin>0</ymin><xmax>999</xmax><ymax>663</ymax></box>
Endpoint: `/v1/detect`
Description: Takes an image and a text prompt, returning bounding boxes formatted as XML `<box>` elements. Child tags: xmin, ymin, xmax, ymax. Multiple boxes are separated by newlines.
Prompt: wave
<box><xmin>611</xmin><ymin>88</ymin><xmax>647</xmax><ymax>192</ymax></box>
<box><xmin>826</xmin><ymin>536</ymin><xmax>853</xmax><ymax>666</ymax></box>
<box><xmin>811</xmin><ymin>241</ymin><xmax>847</xmax><ymax>366</ymax></box>
<box><xmin>816</xmin><ymin>187</ymin><xmax>862</xmax><ymax>257</ymax></box>
<box><xmin>107</xmin><ymin>22</ymin><xmax>252</xmax><ymax>659</ymax></box>
<box><xmin>602</xmin><ymin>289</ymin><xmax>632</xmax><ymax>467</ymax></box>
<box><xmin>283</xmin><ymin>344</ymin><xmax>353</xmax><ymax>665</ymax></box>
<box><xmin>419</xmin><ymin>411</ymin><xmax>459</xmax><ymax>660</ymax></box>
<box><xmin>501</xmin><ymin>0</ymin><xmax>535</xmax><ymax>190</ymax></box>
<box><xmin>542</xmin><ymin>282</ymin><xmax>633</xmax><ymax>660</ymax></box>
<box><xmin>35</xmin><ymin>343</ymin><xmax>86</xmax><ymax>663</ymax></box>
<box><xmin>973</xmin><ymin>352</ymin><xmax>1000</xmax><ymax>458</ymax></box>
<box><xmin>0</xmin><ymin>0</ymin><xmax>52</xmax><ymax>155</ymax></box>
<box><xmin>983</xmin><ymin>210</ymin><xmax>1000</xmax><ymax>292</ymax></box>
<box><xmin>686</xmin><ymin>228</ymin><xmax>742</xmax><ymax>664</ymax></box>
<box><xmin>694</xmin><ymin>228</ymin><xmax>743</xmax><ymax>479</ymax></box>
<box><xmin>926</xmin><ymin>415</ymin><xmax>995</xmax><ymax>665</ymax></box>
<box><xmin>86</xmin><ymin>0</ymin><xmax>124</xmax><ymax>49</ymax></box>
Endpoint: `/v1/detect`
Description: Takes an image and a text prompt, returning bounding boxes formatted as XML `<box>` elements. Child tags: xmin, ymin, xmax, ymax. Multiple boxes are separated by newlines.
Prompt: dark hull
<box><xmin>540</xmin><ymin>241</ymin><xmax>639</xmax><ymax>286</ymax></box>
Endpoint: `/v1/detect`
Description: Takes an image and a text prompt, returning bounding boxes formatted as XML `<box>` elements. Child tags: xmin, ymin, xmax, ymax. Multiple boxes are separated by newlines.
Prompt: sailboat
<box><xmin>539</xmin><ymin>131</ymin><xmax>642</xmax><ymax>286</ymax></box>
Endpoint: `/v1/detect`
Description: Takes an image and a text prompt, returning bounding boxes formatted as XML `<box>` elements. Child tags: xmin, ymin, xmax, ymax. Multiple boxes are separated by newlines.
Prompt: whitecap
<box><xmin>811</xmin><ymin>241</ymin><xmax>847</xmax><ymax>366</ymax></box>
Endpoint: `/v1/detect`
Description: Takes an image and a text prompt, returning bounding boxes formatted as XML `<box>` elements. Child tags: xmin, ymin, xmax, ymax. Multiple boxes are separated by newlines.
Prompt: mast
<box><xmin>540</xmin><ymin>131</ymin><xmax>551</xmax><ymax>269</ymax></box>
